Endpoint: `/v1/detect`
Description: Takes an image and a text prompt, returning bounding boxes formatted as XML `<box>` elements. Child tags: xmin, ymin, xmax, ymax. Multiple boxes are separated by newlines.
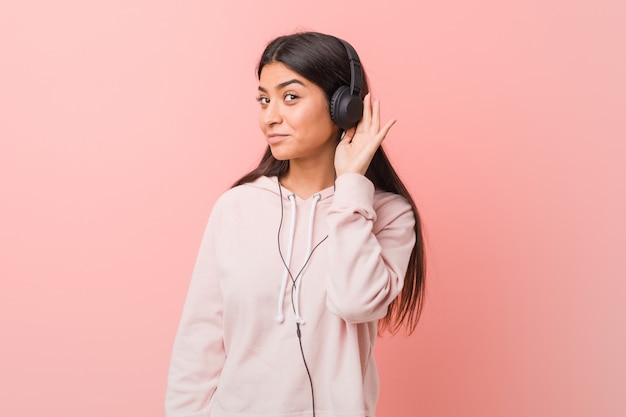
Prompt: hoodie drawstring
<box><xmin>276</xmin><ymin>191</ymin><xmax>323</xmax><ymax>324</ymax></box>
<box><xmin>276</xmin><ymin>193</ymin><xmax>297</xmax><ymax>323</ymax></box>
<box><xmin>293</xmin><ymin>193</ymin><xmax>321</xmax><ymax>324</ymax></box>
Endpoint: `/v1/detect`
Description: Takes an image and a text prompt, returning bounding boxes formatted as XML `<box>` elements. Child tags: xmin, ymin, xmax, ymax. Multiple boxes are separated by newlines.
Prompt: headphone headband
<box><xmin>338</xmin><ymin>39</ymin><xmax>364</xmax><ymax>99</ymax></box>
<box><xmin>330</xmin><ymin>37</ymin><xmax>365</xmax><ymax>130</ymax></box>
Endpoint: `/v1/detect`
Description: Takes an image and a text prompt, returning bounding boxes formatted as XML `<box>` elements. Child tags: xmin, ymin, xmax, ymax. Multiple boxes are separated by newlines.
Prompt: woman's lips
<box><xmin>267</xmin><ymin>134</ymin><xmax>288</xmax><ymax>145</ymax></box>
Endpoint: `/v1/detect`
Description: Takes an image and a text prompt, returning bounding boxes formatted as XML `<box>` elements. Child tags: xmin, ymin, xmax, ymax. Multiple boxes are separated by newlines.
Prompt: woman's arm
<box><xmin>165</xmin><ymin>206</ymin><xmax>226</xmax><ymax>417</ymax></box>
<box><xmin>325</xmin><ymin>173</ymin><xmax>415</xmax><ymax>323</ymax></box>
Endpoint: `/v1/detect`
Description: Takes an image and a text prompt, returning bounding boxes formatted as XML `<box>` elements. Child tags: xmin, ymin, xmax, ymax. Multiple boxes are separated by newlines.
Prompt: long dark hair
<box><xmin>233</xmin><ymin>32</ymin><xmax>425</xmax><ymax>334</ymax></box>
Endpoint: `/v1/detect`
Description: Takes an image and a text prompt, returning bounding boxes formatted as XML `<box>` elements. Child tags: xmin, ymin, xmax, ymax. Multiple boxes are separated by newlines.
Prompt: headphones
<box><xmin>329</xmin><ymin>38</ymin><xmax>364</xmax><ymax>130</ymax></box>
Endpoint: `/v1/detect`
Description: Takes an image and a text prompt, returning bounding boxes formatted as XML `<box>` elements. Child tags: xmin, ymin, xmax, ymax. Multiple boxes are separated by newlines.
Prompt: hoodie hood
<box><xmin>247</xmin><ymin>175</ymin><xmax>336</xmax><ymax>203</ymax></box>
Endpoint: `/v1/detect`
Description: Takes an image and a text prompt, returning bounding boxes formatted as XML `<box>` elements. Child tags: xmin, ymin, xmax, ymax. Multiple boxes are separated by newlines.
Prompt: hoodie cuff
<box><xmin>332</xmin><ymin>173</ymin><xmax>376</xmax><ymax>219</ymax></box>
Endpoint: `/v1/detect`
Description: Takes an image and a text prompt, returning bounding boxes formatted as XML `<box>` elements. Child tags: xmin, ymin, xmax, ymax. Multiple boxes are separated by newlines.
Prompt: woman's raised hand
<box><xmin>334</xmin><ymin>93</ymin><xmax>396</xmax><ymax>177</ymax></box>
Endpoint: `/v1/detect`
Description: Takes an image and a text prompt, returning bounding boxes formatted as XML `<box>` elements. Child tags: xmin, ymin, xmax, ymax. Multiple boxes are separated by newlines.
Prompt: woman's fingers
<box><xmin>377</xmin><ymin>118</ymin><xmax>396</xmax><ymax>145</ymax></box>
<box><xmin>357</xmin><ymin>93</ymin><xmax>372</xmax><ymax>133</ymax></box>
<box><xmin>371</xmin><ymin>97</ymin><xmax>380</xmax><ymax>133</ymax></box>
<box><xmin>355</xmin><ymin>93</ymin><xmax>389</xmax><ymax>137</ymax></box>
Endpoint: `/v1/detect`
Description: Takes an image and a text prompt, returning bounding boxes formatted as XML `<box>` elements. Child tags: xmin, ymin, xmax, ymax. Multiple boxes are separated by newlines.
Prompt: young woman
<box><xmin>165</xmin><ymin>31</ymin><xmax>425</xmax><ymax>417</ymax></box>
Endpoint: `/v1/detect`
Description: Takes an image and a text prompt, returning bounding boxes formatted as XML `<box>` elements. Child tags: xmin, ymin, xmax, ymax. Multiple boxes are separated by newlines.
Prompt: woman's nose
<box><xmin>263</xmin><ymin>101</ymin><xmax>282</xmax><ymax>125</ymax></box>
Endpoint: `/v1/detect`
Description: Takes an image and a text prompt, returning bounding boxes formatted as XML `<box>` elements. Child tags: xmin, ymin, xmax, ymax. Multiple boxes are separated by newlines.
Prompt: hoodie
<box><xmin>165</xmin><ymin>173</ymin><xmax>416</xmax><ymax>417</ymax></box>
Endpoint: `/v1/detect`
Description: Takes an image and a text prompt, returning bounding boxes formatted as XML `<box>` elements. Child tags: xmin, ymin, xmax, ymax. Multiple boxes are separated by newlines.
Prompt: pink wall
<box><xmin>1</xmin><ymin>1</ymin><xmax>624</xmax><ymax>416</ymax></box>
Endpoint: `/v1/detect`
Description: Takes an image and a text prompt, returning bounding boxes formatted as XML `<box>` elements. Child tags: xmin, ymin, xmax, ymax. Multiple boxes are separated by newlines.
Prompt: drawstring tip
<box><xmin>276</xmin><ymin>314</ymin><xmax>284</xmax><ymax>323</ymax></box>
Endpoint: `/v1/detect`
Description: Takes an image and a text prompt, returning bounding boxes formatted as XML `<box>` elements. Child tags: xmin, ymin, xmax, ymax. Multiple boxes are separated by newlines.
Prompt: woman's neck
<box><xmin>279</xmin><ymin>161</ymin><xmax>335</xmax><ymax>200</ymax></box>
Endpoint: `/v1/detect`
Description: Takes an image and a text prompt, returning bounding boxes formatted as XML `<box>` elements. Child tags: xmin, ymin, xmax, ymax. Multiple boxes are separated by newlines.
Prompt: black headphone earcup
<box><xmin>330</xmin><ymin>86</ymin><xmax>363</xmax><ymax>130</ymax></box>
<box><xmin>330</xmin><ymin>86</ymin><xmax>349</xmax><ymax>128</ymax></box>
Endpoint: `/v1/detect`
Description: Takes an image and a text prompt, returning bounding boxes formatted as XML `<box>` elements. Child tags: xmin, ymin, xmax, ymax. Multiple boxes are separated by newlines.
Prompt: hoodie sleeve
<box><xmin>326</xmin><ymin>173</ymin><xmax>416</xmax><ymax>323</ymax></box>
<box><xmin>165</xmin><ymin>202</ymin><xmax>226</xmax><ymax>417</ymax></box>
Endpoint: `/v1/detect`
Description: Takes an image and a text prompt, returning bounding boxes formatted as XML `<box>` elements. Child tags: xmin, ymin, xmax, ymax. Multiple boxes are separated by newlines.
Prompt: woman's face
<box><xmin>257</xmin><ymin>62</ymin><xmax>340</xmax><ymax>164</ymax></box>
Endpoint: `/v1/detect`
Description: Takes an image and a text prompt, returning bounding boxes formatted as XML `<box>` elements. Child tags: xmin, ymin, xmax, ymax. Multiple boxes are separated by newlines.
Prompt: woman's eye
<box><xmin>284</xmin><ymin>93</ymin><xmax>298</xmax><ymax>102</ymax></box>
<box><xmin>257</xmin><ymin>96</ymin><xmax>270</xmax><ymax>105</ymax></box>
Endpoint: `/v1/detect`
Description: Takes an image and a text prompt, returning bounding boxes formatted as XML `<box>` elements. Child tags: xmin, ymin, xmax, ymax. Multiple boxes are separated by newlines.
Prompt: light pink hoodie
<box><xmin>165</xmin><ymin>173</ymin><xmax>415</xmax><ymax>417</ymax></box>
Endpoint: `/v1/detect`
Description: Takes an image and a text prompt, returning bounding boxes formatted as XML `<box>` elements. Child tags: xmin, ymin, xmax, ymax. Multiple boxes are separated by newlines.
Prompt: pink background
<box><xmin>1</xmin><ymin>1</ymin><xmax>625</xmax><ymax>416</ymax></box>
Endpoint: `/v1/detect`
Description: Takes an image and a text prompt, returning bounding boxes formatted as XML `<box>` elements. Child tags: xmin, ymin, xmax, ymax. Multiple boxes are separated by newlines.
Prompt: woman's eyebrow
<box><xmin>258</xmin><ymin>79</ymin><xmax>306</xmax><ymax>93</ymax></box>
